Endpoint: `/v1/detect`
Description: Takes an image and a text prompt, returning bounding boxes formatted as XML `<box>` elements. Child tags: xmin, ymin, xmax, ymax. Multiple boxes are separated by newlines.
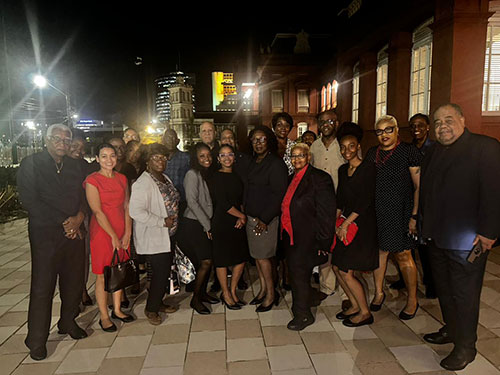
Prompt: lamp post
<box><xmin>33</xmin><ymin>75</ymin><xmax>72</xmax><ymax>127</ymax></box>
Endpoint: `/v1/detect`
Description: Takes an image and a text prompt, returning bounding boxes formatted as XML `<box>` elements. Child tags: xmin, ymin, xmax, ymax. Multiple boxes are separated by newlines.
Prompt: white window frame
<box><xmin>352</xmin><ymin>63</ymin><xmax>360</xmax><ymax>123</ymax></box>
<box><xmin>483</xmin><ymin>23</ymin><xmax>500</xmax><ymax>113</ymax></box>
<box><xmin>271</xmin><ymin>89</ymin><xmax>284</xmax><ymax>112</ymax></box>
<box><xmin>409</xmin><ymin>18</ymin><xmax>433</xmax><ymax>117</ymax></box>
<box><xmin>297</xmin><ymin>89</ymin><xmax>309</xmax><ymax>113</ymax></box>
<box><xmin>376</xmin><ymin>46</ymin><xmax>388</xmax><ymax>120</ymax></box>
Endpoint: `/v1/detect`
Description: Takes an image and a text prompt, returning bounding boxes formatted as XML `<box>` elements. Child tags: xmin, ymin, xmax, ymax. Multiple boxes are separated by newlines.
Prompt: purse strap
<box><xmin>110</xmin><ymin>249</ymin><xmax>121</xmax><ymax>266</ymax></box>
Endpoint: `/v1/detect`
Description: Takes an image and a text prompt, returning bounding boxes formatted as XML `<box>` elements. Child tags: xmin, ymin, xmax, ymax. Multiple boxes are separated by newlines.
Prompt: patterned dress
<box><xmin>149</xmin><ymin>172</ymin><xmax>180</xmax><ymax>236</ymax></box>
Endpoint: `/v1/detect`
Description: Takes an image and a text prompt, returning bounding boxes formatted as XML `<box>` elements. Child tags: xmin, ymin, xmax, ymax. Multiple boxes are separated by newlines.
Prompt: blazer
<box><xmin>420</xmin><ymin>128</ymin><xmax>500</xmax><ymax>250</ymax></box>
<box><xmin>129</xmin><ymin>172</ymin><xmax>172</xmax><ymax>255</ymax></box>
<box><xmin>183</xmin><ymin>169</ymin><xmax>213</xmax><ymax>232</ymax></box>
<box><xmin>288</xmin><ymin>165</ymin><xmax>337</xmax><ymax>252</ymax></box>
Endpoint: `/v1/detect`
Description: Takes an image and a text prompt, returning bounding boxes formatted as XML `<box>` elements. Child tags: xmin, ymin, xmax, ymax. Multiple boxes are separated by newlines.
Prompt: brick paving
<box><xmin>1</xmin><ymin>218</ymin><xmax>500</xmax><ymax>374</ymax></box>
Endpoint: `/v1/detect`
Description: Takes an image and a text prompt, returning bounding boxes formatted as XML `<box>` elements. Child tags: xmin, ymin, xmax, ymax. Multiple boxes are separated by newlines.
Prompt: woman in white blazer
<box><xmin>129</xmin><ymin>143</ymin><xmax>180</xmax><ymax>325</ymax></box>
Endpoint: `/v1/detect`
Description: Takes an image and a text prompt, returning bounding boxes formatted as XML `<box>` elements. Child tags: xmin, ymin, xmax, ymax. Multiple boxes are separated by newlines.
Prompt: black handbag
<box><xmin>104</xmin><ymin>249</ymin><xmax>139</xmax><ymax>293</ymax></box>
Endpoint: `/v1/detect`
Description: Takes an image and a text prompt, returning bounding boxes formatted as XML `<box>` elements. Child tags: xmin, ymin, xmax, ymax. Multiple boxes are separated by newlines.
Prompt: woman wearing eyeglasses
<box><xmin>208</xmin><ymin>144</ymin><xmax>249</xmax><ymax>309</ymax></box>
<box><xmin>365</xmin><ymin>115</ymin><xmax>422</xmax><ymax>320</ymax></box>
<box><xmin>129</xmin><ymin>143</ymin><xmax>180</xmax><ymax>325</ymax></box>
<box><xmin>245</xmin><ymin>126</ymin><xmax>288</xmax><ymax>312</ymax></box>
<box><xmin>281</xmin><ymin>143</ymin><xmax>336</xmax><ymax>330</ymax></box>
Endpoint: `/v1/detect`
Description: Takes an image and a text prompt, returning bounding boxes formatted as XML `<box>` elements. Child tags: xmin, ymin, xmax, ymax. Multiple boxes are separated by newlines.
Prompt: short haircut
<box><xmin>218</xmin><ymin>144</ymin><xmax>235</xmax><ymax>154</ymax></box>
<box><xmin>46</xmin><ymin>124</ymin><xmax>72</xmax><ymax>138</ymax></box>
<box><xmin>199</xmin><ymin>121</ymin><xmax>215</xmax><ymax>131</ymax></box>
<box><xmin>271</xmin><ymin>112</ymin><xmax>293</xmax><ymax>130</ymax></box>
<box><xmin>221</xmin><ymin>128</ymin><xmax>235</xmax><ymax>136</ymax></box>
<box><xmin>316</xmin><ymin>109</ymin><xmax>337</xmax><ymax>121</ymax></box>
<box><xmin>124</xmin><ymin>127</ymin><xmax>138</xmax><ymax>134</ymax></box>
<box><xmin>409</xmin><ymin>113</ymin><xmax>430</xmax><ymax>124</ymax></box>
<box><xmin>248</xmin><ymin>125</ymin><xmax>279</xmax><ymax>155</ymax></box>
<box><xmin>142</xmin><ymin>142</ymin><xmax>168</xmax><ymax>161</ymax></box>
<box><xmin>301</xmin><ymin>130</ymin><xmax>317</xmax><ymax>140</ymax></box>
<box><xmin>337</xmin><ymin>122</ymin><xmax>363</xmax><ymax>143</ymax></box>
<box><xmin>435</xmin><ymin>103</ymin><xmax>464</xmax><ymax>117</ymax></box>
<box><xmin>126</xmin><ymin>139</ymin><xmax>140</xmax><ymax>153</ymax></box>
<box><xmin>96</xmin><ymin>143</ymin><xmax>115</xmax><ymax>156</ymax></box>
<box><xmin>291</xmin><ymin>142</ymin><xmax>310</xmax><ymax>155</ymax></box>
<box><xmin>375</xmin><ymin>115</ymin><xmax>398</xmax><ymax>130</ymax></box>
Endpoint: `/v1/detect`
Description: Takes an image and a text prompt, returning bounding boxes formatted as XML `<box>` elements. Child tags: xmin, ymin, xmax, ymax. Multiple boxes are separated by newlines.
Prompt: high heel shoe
<box><xmin>111</xmin><ymin>311</ymin><xmax>135</xmax><ymax>323</ymax></box>
<box><xmin>249</xmin><ymin>295</ymin><xmax>265</xmax><ymax>305</ymax></box>
<box><xmin>370</xmin><ymin>292</ymin><xmax>386</xmax><ymax>312</ymax></box>
<box><xmin>190</xmin><ymin>299</ymin><xmax>210</xmax><ymax>315</ymax></box>
<box><xmin>399</xmin><ymin>303</ymin><xmax>419</xmax><ymax>320</ymax></box>
<box><xmin>201</xmin><ymin>293</ymin><xmax>220</xmax><ymax>305</ymax></box>
<box><xmin>220</xmin><ymin>294</ymin><xmax>241</xmax><ymax>310</ymax></box>
<box><xmin>99</xmin><ymin>319</ymin><xmax>117</xmax><ymax>332</ymax></box>
<box><xmin>255</xmin><ymin>301</ymin><xmax>274</xmax><ymax>313</ymax></box>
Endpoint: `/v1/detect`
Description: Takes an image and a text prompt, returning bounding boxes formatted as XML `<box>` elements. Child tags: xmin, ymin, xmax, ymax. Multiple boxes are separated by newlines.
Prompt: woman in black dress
<box><xmin>365</xmin><ymin>115</ymin><xmax>422</xmax><ymax>320</ymax></box>
<box><xmin>332</xmin><ymin>123</ymin><xmax>378</xmax><ymax>327</ymax></box>
<box><xmin>209</xmin><ymin>144</ymin><xmax>249</xmax><ymax>310</ymax></box>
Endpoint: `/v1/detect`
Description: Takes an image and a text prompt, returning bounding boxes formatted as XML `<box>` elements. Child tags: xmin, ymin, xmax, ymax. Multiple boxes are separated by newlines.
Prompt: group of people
<box><xmin>17</xmin><ymin>104</ymin><xmax>500</xmax><ymax>372</ymax></box>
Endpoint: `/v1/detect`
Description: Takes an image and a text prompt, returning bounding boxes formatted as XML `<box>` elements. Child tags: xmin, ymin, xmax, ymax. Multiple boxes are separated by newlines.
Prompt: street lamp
<box><xmin>33</xmin><ymin>74</ymin><xmax>71</xmax><ymax>127</ymax></box>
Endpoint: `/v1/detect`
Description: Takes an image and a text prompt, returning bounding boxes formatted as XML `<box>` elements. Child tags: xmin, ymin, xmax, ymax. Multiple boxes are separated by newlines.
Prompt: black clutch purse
<box><xmin>104</xmin><ymin>249</ymin><xmax>139</xmax><ymax>293</ymax></box>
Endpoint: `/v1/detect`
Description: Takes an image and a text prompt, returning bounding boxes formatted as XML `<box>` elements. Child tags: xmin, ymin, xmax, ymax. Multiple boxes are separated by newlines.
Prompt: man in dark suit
<box><xmin>17</xmin><ymin>124</ymin><xmax>88</xmax><ymax>360</ymax></box>
<box><xmin>281</xmin><ymin>143</ymin><xmax>336</xmax><ymax>331</ymax></box>
<box><xmin>420</xmin><ymin>103</ymin><xmax>500</xmax><ymax>371</ymax></box>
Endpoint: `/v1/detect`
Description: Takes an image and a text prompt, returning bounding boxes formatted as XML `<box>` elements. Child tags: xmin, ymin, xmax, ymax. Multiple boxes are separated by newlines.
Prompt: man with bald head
<box><xmin>420</xmin><ymin>103</ymin><xmax>500</xmax><ymax>371</ymax></box>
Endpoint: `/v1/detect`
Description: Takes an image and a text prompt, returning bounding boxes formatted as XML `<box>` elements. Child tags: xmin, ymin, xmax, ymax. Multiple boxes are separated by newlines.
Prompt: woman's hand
<box><xmin>235</xmin><ymin>216</ymin><xmax>246</xmax><ymax>229</ymax></box>
<box><xmin>408</xmin><ymin>218</ymin><xmax>417</xmax><ymax>235</ymax></box>
<box><xmin>253</xmin><ymin>218</ymin><xmax>268</xmax><ymax>236</ymax></box>
<box><xmin>206</xmin><ymin>231</ymin><xmax>213</xmax><ymax>240</ymax></box>
<box><xmin>120</xmin><ymin>233</ymin><xmax>131</xmax><ymax>250</ymax></box>
<box><xmin>336</xmin><ymin>224</ymin><xmax>348</xmax><ymax>242</ymax></box>
<box><xmin>112</xmin><ymin>235</ymin><xmax>122</xmax><ymax>250</ymax></box>
<box><xmin>164</xmin><ymin>215</ymin><xmax>176</xmax><ymax>228</ymax></box>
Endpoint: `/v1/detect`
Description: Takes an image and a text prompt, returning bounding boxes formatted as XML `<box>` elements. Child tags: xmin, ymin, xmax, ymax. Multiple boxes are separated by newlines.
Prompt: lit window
<box><xmin>272</xmin><ymin>89</ymin><xmax>284</xmax><ymax>112</ymax></box>
<box><xmin>352</xmin><ymin>63</ymin><xmax>360</xmax><ymax>123</ymax></box>
<box><xmin>297</xmin><ymin>90</ymin><xmax>309</xmax><ymax>113</ymax></box>
<box><xmin>326</xmin><ymin>83</ymin><xmax>332</xmax><ymax>110</ymax></box>
<box><xmin>483</xmin><ymin>24</ymin><xmax>500</xmax><ymax>112</ymax></box>
<box><xmin>376</xmin><ymin>46</ymin><xmax>388</xmax><ymax>120</ymax></box>
<box><xmin>297</xmin><ymin>122</ymin><xmax>308</xmax><ymax>137</ymax></box>
<box><xmin>410</xmin><ymin>18</ymin><xmax>433</xmax><ymax>116</ymax></box>
<box><xmin>321</xmin><ymin>86</ymin><xmax>327</xmax><ymax>112</ymax></box>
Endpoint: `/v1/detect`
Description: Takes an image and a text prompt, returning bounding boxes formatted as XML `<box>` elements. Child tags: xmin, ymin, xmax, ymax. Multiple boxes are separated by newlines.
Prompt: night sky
<box><xmin>1</xmin><ymin>1</ymin><xmax>347</xmax><ymax>130</ymax></box>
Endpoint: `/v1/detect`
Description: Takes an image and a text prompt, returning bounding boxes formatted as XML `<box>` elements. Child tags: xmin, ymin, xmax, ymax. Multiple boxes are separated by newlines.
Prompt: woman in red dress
<box><xmin>84</xmin><ymin>143</ymin><xmax>135</xmax><ymax>332</ymax></box>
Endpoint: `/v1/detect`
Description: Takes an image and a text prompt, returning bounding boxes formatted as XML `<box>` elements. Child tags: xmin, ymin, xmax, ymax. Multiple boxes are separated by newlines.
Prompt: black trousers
<box><xmin>26</xmin><ymin>223</ymin><xmax>85</xmax><ymax>350</ymax></box>
<box><xmin>428</xmin><ymin>241</ymin><xmax>488</xmax><ymax>353</ymax></box>
<box><xmin>145</xmin><ymin>252</ymin><xmax>173</xmax><ymax>313</ymax></box>
<box><xmin>417</xmin><ymin>243</ymin><xmax>435</xmax><ymax>290</ymax></box>
<box><xmin>284</xmin><ymin>232</ymin><xmax>326</xmax><ymax>320</ymax></box>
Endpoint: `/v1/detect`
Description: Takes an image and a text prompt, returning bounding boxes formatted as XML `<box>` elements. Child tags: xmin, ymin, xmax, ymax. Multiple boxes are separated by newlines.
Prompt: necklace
<box><xmin>55</xmin><ymin>161</ymin><xmax>64</xmax><ymax>174</ymax></box>
<box><xmin>375</xmin><ymin>139</ymin><xmax>400</xmax><ymax>166</ymax></box>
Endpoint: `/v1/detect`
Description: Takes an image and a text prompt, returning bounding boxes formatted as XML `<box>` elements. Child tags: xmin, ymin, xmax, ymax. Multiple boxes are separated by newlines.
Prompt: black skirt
<box><xmin>177</xmin><ymin>217</ymin><xmax>212</xmax><ymax>268</ymax></box>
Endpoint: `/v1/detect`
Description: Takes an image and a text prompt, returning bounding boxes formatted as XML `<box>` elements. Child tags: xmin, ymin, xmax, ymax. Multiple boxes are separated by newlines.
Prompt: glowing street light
<box><xmin>33</xmin><ymin>75</ymin><xmax>48</xmax><ymax>88</ymax></box>
<box><xmin>32</xmin><ymin>74</ymin><xmax>71</xmax><ymax>126</ymax></box>
<box><xmin>25</xmin><ymin>121</ymin><xmax>35</xmax><ymax>130</ymax></box>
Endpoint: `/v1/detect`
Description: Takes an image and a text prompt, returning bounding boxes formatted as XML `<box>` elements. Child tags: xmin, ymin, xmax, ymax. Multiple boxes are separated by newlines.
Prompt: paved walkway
<box><xmin>1</xmin><ymin>219</ymin><xmax>500</xmax><ymax>375</ymax></box>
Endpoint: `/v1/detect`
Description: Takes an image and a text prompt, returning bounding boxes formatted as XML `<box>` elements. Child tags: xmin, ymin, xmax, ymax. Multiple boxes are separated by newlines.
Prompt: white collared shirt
<box><xmin>310</xmin><ymin>137</ymin><xmax>345</xmax><ymax>191</ymax></box>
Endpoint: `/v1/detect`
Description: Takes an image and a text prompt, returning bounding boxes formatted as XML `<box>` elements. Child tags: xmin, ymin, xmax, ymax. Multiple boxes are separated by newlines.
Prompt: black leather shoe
<box><xmin>369</xmin><ymin>292</ymin><xmax>386</xmax><ymax>312</ymax></box>
<box><xmin>423</xmin><ymin>331</ymin><xmax>453</xmax><ymax>345</ymax></box>
<box><xmin>255</xmin><ymin>301</ymin><xmax>274</xmax><ymax>313</ymax></box>
<box><xmin>336</xmin><ymin>310</ymin><xmax>360</xmax><ymax>320</ymax></box>
<box><xmin>343</xmin><ymin>314</ymin><xmax>374</xmax><ymax>327</ymax></box>
<box><xmin>249</xmin><ymin>295</ymin><xmax>265</xmax><ymax>305</ymax></box>
<box><xmin>202</xmin><ymin>293</ymin><xmax>220</xmax><ymax>305</ymax></box>
<box><xmin>28</xmin><ymin>346</ymin><xmax>47</xmax><ymax>361</ymax></box>
<box><xmin>287</xmin><ymin>316</ymin><xmax>315</xmax><ymax>331</ymax></box>
<box><xmin>235</xmin><ymin>298</ymin><xmax>247</xmax><ymax>307</ymax></box>
<box><xmin>111</xmin><ymin>311</ymin><xmax>135</xmax><ymax>323</ymax></box>
<box><xmin>99</xmin><ymin>319</ymin><xmax>117</xmax><ymax>332</ymax></box>
<box><xmin>440</xmin><ymin>348</ymin><xmax>476</xmax><ymax>371</ymax></box>
<box><xmin>399</xmin><ymin>304</ymin><xmax>419</xmax><ymax>320</ymax></box>
<box><xmin>190</xmin><ymin>299</ymin><xmax>210</xmax><ymax>315</ymax></box>
<box><xmin>220</xmin><ymin>294</ymin><xmax>241</xmax><ymax>310</ymax></box>
<box><xmin>58</xmin><ymin>325</ymin><xmax>88</xmax><ymax>339</ymax></box>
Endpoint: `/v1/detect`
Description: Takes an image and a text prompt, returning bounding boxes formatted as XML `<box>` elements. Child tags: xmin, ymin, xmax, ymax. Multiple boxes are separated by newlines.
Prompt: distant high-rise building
<box><xmin>212</xmin><ymin>72</ymin><xmax>238</xmax><ymax>111</ymax></box>
<box><xmin>154</xmin><ymin>72</ymin><xmax>195</xmax><ymax>123</ymax></box>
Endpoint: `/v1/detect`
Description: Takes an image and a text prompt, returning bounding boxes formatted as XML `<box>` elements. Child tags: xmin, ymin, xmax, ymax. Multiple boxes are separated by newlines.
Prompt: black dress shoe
<box><xmin>440</xmin><ymin>348</ymin><xmax>476</xmax><ymax>371</ymax></box>
<box><xmin>399</xmin><ymin>304</ymin><xmax>419</xmax><ymax>320</ymax></box>
<box><xmin>389</xmin><ymin>279</ymin><xmax>405</xmax><ymax>290</ymax></box>
<box><xmin>342</xmin><ymin>314</ymin><xmax>374</xmax><ymax>327</ymax></box>
<box><xmin>369</xmin><ymin>292</ymin><xmax>386</xmax><ymax>312</ymax></box>
<box><xmin>423</xmin><ymin>331</ymin><xmax>453</xmax><ymax>345</ymax></box>
<box><xmin>190</xmin><ymin>299</ymin><xmax>210</xmax><ymax>315</ymax></box>
<box><xmin>58</xmin><ymin>325</ymin><xmax>88</xmax><ymax>339</ymax></box>
<box><xmin>235</xmin><ymin>298</ymin><xmax>247</xmax><ymax>306</ymax></box>
<box><xmin>111</xmin><ymin>311</ymin><xmax>135</xmax><ymax>323</ymax></box>
<box><xmin>287</xmin><ymin>316</ymin><xmax>315</xmax><ymax>331</ymax></box>
<box><xmin>249</xmin><ymin>295</ymin><xmax>265</xmax><ymax>305</ymax></box>
<box><xmin>201</xmin><ymin>293</ymin><xmax>220</xmax><ymax>305</ymax></box>
<box><xmin>335</xmin><ymin>310</ymin><xmax>360</xmax><ymax>320</ymax></box>
<box><xmin>255</xmin><ymin>301</ymin><xmax>274</xmax><ymax>313</ymax></box>
<box><xmin>220</xmin><ymin>294</ymin><xmax>241</xmax><ymax>310</ymax></box>
<box><xmin>28</xmin><ymin>346</ymin><xmax>47</xmax><ymax>361</ymax></box>
<box><xmin>99</xmin><ymin>319</ymin><xmax>117</xmax><ymax>332</ymax></box>
<box><xmin>237</xmin><ymin>278</ymin><xmax>248</xmax><ymax>290</ymax></box>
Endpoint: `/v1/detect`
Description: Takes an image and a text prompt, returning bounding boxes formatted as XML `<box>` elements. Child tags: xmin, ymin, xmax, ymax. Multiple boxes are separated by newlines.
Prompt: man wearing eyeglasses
<box><xmin>310</xmin><ymin>110</ymin><xmax>346</xmax><ymax>302</ymax></box>
<box><xmin>17</xmin><ymin>124</ymin><xmax>88</xmax><ymax>360</ymax></box>
<box><xmin>420</xmin><ymin>103</ymin><xmax>500</xmax><ymax>371</ymax></box>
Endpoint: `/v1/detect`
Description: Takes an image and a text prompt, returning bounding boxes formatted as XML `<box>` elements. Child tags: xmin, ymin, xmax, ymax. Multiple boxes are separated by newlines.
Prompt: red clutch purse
<box><xmin>330</xmin><ymin>216</ymin><xmax>359</xmax><ymax>251</ymax></box>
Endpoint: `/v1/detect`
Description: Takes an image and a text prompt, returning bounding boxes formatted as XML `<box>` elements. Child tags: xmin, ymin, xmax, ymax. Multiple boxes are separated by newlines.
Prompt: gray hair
<box><xmin>291</xmin><ymin>142</ymin><xmax>311</xmax><ymax>155</ymax></box>
<box><xmin>375</xmin><ymin>115</ymin><xmax>398</xmax><ymax>130</ymax></box>
<box><xmin>46</xmin><ymin>124</ymin><xmax>72</xmax><ymax>138</ymax></box>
